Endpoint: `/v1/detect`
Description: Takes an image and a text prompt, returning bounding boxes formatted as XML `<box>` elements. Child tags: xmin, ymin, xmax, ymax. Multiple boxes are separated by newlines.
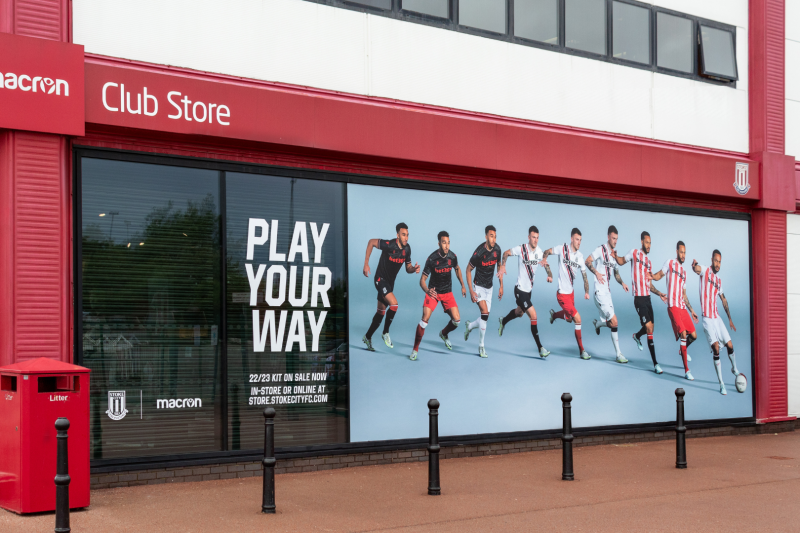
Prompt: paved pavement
<box><xmin>3</xmin><ymin>431</ymin><xmax>799</xmax><ymax>532</ymax></box>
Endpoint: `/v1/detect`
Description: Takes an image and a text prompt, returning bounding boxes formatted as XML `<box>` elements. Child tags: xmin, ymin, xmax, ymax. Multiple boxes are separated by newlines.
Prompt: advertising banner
<box><xmin>347</xmin><ymin>183</ymin><xmax>753</xmax><ymax>442</ymax></box>
<box><xmin>0</xmin><ymin>32</ymin><xmax>84</xmax><ymax>136</ymax></box>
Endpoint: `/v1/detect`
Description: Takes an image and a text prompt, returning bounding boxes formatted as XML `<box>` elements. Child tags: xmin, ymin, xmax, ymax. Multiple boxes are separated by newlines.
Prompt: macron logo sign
<box><xmin>1</xmin><ymin>73</ymin><xmax>69</xmax><ymax>95</ymax></box>
<box><xmin>157</xmin><ymin>398</ymin><xmax>203</xmax><ymax>409</ymax></box>
<box><xmin>0</xmin><ymin>32</ymin><xmax>84</xmax><ymax>136</ymax></box>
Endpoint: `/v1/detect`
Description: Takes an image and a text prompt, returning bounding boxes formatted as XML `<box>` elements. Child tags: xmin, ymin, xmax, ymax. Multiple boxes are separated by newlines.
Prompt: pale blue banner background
<box><xmin>347</xmin><ymin>183</ymin><xmax>753</xmax><ymax>443</ymax></box>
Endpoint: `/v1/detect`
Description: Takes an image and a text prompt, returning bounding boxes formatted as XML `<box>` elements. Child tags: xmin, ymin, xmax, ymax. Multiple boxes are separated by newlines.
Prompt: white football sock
<box><xmin>469</xmin><ymin>318</ymin><xmax>481</xmax><ymax>331</ymax></box>
<box><xmin>714</xmin><ymin>358</ymin><xmax>724</xmax><ymax>385</ymax></box>
<box><xmin>728</xmin><ymin>350</ymin><xmax>738</xmax><ymax>374</ymax></box>
<box><xmin>597</xmin><ymin>319</ymin><xmax>608</xmax><ymax>328</ymax></box>
<box><xmin>611</xmin><ymin>329</ymin><xmax>620</xmax><ymax>355</ymax></box>
<box><xmin>479</xmin><ymin>319</ymin><xmax>487</xmax><ymax>347</ymax></box>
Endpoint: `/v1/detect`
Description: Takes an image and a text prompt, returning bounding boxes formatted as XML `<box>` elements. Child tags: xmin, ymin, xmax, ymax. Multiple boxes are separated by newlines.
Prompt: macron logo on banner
<box><xmin>0</xmin><ymin>32</ymin><xmax>84</xmax><ymax>136</ymax></box>
<box><xmin>0</xmin><ymin>73</ymin><xmax>69</xmax><ymax>95</ymax></box>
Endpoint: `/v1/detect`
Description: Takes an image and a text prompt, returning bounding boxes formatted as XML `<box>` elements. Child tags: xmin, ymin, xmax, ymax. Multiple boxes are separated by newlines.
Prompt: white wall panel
<box><xmin>787</xmin><ymin>2</ymin><xmax>800</xmax><ymax>160</ymax></box>
<box><xmin>74</xmin><ymin>0</ymin><xmax>369</xmax><ymax>95</ymax></box>
<box><xmin>788</xmin><ymin>0</ymin><xmax>800</xmax><ymax>43</ymax></box>
<box><xmin>786</xmin><ymin>100</ymin><xmax>800</xmax><ymax>157</ymax></box>
<box><xmin>789</xmin><ymin>353</ymin><xmax>800</xmax><ymax>416</ymax></box>
<box><xmin>652</xmin><ymin>73</ymin><xmax>748</xmax><ymax>152</ymax></box>
<box><xmin>74</xmin><ymin>0</ymin><xmax>748</xmax><ymax>152</ymax></box>
<box><xmin>789</xmin><ymin>234</ymin><xmax>800</xmax><ymax>295</ymax></box>
<box><xmin>786</xmin><ymin>40</ymin><xmax>800</xmax><ymax>102</ymax></box>
<box><xmin>788</xmin><ymin>213</ymin><xmax>800</xmax><ymax>234</ymax></box>
<box><xmin>789</xmin><ymin>214</ymin><xmax>800</xmax><ymax>416</ymax></box>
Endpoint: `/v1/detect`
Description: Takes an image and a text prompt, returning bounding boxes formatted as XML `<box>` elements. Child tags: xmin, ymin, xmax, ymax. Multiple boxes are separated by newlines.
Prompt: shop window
<box><xmin>460</xmin><ymin>0</ymin><xmax>506</xmax><ymax>34</ymax></box>
<box><xmin>225</xmin><ymin>173</ymin><xmax>348</xmax><ymax>451</ymax></box>
<box><xmin>80</xmin><ymin>157</ymin><xmax>350</xmax><ymax>462</ymax></box>
<box><xmin>612</xmin><ymin>1</ymin><xmax>649</xmax><ymax>64</ymax></box>
<box><xmin>344</xmin><ymin>0</ymin><xmax>392</xmax><ymax>9</ymax></box>
<box><xmin>699</xmin><ymin>25</ymin><xmax>737</xmax><ymax>81</ymax></box>
<box><xmin>80</xmin><ymin>159</ymin><xmax>223</xmax><ymax>460</ymax></box>
<box><xmin>402</xmin><ymin>0</ymin><xmax>448</xmax><ymax>19</ymax></box>
<box><xmin>514</xmin><ymin>0</ymin><xmax>558</xmax><ymax>44</ymax></box>
<box><xmin>656</xmin><ymin>12</ymin><xmax>693</xmax><ymax>73</ymax></box>
<box><xmin>565</xmin><ymin>0</ymin><xmax>606</xmax><ymax>55</ymax></box>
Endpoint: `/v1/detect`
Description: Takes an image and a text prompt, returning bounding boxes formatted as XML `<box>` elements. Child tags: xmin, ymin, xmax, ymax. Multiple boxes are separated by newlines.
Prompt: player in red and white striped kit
<box><xmin>691</xmin><ymin>251</ymin><xmax>740</xmax><ymax>395</ymax></box>
<box><xmin>649</xmin><ymin>241</ymin><xmax>699</xmax><ymax>380</ymax></box>
<box><xmin>615</xmin><ymin>231</ymin><xmax>668</xmax><ymax>374</ymax></box>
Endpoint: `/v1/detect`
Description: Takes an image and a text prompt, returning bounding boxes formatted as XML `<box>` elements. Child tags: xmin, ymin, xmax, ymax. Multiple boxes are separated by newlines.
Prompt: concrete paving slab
<box><xmin>2</xmin><ymin>431</ymin><xmax>798</xmax><ymax>532</ymax></box>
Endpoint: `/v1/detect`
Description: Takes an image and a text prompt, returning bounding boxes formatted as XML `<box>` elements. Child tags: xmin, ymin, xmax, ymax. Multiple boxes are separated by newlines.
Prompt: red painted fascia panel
<box><xmin>75</xmin><ymin>125</ymin><xmax>753</xmax><ymax>215</ymax></box>
<box><xmin>795</xmin><ymin>161</ymin><xmax>800</xmax><ymax>210</ymax></box>
<box><xmin>84</xmin><ymin>55</ymin><xmax>759</xmax><ymax>203</ymax></box>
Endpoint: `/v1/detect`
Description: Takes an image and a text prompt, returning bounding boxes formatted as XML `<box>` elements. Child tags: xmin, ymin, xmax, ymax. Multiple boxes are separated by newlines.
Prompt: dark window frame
<box><xmin>698</xmin><ymin>19</ymin><xmax>739</xmax><ymax>82</ymax></box>
<box><xmin>511</xmin><ymin>0</ymin><xmax>562</xmax><ymax>50</ymax></box>
<box><xmin>653</xmin><ymin>6</ymin><xmax>697</xmax><ymax>78</ymax></box>
<box><xmin>607</xmin><ymin>0</ymin><xmax>652</xmax><ymax>68</ymax></box>
<box><xmin>303</xmin><ymin>0</ymin><xmax>736</xmax><ymax>87</ymax></box>
<box><xmin>563</xmin><ymin>0</ymin><xmax>608</xmax><ymax>59</ymax></box>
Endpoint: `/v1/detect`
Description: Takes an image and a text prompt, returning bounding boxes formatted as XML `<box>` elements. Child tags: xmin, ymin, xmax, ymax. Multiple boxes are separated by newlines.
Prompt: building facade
<box><xmin>0</xmin><ymin>0</ymin><xmax>797</xmax><ymax>479</ymax></box>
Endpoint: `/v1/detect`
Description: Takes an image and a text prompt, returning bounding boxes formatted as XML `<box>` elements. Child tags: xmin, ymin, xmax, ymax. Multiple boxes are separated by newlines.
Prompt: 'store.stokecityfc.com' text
<box><xmin>248</xmin><ymin>383</ymin><xmax>329</xmax><ymax>406</ymax></box>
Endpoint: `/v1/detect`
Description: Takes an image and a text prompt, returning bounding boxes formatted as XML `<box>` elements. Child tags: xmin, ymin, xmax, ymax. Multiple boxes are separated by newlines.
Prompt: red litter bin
<box><xmin>0</xmin><ymin>358</ymin><xmax>91</xmax><ymax>513</ymax></box>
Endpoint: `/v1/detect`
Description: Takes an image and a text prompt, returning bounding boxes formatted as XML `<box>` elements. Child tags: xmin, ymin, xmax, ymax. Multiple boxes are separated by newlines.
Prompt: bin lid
<box><xmin>0</xmin><ymin>357</ymin><xmax>90</xmax><ymax>374</ymax></box>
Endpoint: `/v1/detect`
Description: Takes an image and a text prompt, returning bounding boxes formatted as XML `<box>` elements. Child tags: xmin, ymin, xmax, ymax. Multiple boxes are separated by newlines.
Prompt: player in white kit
<box><xmin>496</xmin><ymin>225</ymin><xmax>553</xmax><ymax>358</ymax></box>
<box><xmin>585</xmin><ymin>225</ymin><xmax>629</xmax><ymax>363</ymax></box>
<box><xmin>691</xmin><ymin>251</ymin><xmax>741</xmax><ymax>395</ymax></box>
<box><xmin>543</xmin><ymin>228</ymin><xmax>592</xmax><ymax>360</ymax></box>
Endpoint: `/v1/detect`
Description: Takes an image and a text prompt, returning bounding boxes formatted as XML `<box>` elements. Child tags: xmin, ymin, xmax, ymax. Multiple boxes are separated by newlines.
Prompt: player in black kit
<box><xmin>464</xmin><ymin>225</ymin><xmax>503</xmax><ymax>358</ymax></box>
<box><xmin>410</xmin><ymin>231</ymin><xmax>467</xmax><ymax>361</ymax></box>
<box><xmin>362</xmin><ymin>222</ymin><xmax>420</xmax><ymax>352</ymax></box>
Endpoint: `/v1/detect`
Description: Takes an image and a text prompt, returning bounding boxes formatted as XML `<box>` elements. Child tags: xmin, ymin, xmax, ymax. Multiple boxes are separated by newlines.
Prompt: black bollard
<box><xmin>675</xmin><ymin>388</ymin><xmax>687</xmax><ymax>469</ymax></box>
<box><xmin>427</xmin><ymin>399</ymin><xmax>441</xmax><ymax>496</ymax></box>
<box><xmin>561</xmin><ymin>393</ymin><xmax>574</xmax><ymax>481</ymax></box>
<box><xmin>54</xmin><ymin>418</ymin><xmax>71</xmax><ymax>533</ymax></box>
<box><xmin>262</xmin><ymin>407</ymin><xmax>276</xmax><ymax>514</ymax></box>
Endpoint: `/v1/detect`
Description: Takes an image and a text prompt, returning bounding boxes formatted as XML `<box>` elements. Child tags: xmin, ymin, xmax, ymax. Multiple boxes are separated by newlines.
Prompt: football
<box><xmin>735</xmin><ymin>373</ymin><xmax>747</xmax><ymax>393</ymax></box>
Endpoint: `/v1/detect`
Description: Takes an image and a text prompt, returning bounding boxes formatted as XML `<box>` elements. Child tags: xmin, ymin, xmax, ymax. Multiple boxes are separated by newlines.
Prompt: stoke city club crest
<box><xmin>106</xmin><ymin>390</ymin><xmax>129</xmax><ymax>421</ymax></box>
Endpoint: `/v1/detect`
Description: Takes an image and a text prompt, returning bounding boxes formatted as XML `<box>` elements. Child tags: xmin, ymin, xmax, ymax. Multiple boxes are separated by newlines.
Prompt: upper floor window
<box><xmin>514</xmin><ymin>0</ymin><xmax>558</xmax><ymax>44</ymax></box>
<box><xmin>460</xmin><ymin>0</ymin><xmax>506</xmax><ymax>34</ymax></box>
<box><xmin>565</xmin><ymin>0</ymin><xmax>607</xmax><ymax>55</ymax></box>
<box><xmin>612</xmin><ymin>1</ymin><xmax>650</xmax><ymax>65</ymax></box>
<box><xmin>402</xmin><ymin>0</ymin><xmax>448</xmax><ymax>19</ymax></box>
<box><xmin>317</xmin><ymin>0</ymin><xmax>737</xmax><ymax>86</ymax></box>
<box><xmin>700</xmin><ymin>24</ymin><xmax>738</xmax><ymax>81</ymax></box>
<box><xmin>657</xmin><ymin>12</ymin><xmax>693</xmax><ymax>74</ymax></box>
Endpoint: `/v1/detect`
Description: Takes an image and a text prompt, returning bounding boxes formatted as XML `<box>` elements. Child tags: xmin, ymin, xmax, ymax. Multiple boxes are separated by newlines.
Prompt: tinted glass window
<box><xmin>81</xmin><ymin>159</ymin><xmax>222</xmax><ymax>459</ymax></box>
<box><xmin>514</xmin><ymin>0</ymin><xmax>558</xmax><ymax>44</ymax></box>
<box><xmin>700</xmin><ymin>25</ymin><xmax>736</xmax><ymax>79</ymax></box>
<box><xmin>565</xmin><ymin>0</ymin><xmax>606</xmax><ymax>55</ymax></box>
<box><xmin>657</xmin><ymin>12</ymin><xmax>693</xmax><ymax>73</ymax></box>
<box><xmin>402</xmin><ymin>0</ymin><xmax>448</xmax><ymax>18</ymax></box>
<box><xmin>460</xmin><ymin>0</ymin><xmax>506</xmax><ymax>34</ymax></box>
<box><xmin>225</xmin><ymin>173</ymin><xmax>348</xmax><ymax>450</ymax></box>
<box><xmin>345</xmin><ymin>0</ymin><xmax>392</xmax><ymax>9</ymax></box>
<box><xmin>612</xmin><ymin>1</ymin><xmax>650</xmax><ymax>64</ymax></box>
